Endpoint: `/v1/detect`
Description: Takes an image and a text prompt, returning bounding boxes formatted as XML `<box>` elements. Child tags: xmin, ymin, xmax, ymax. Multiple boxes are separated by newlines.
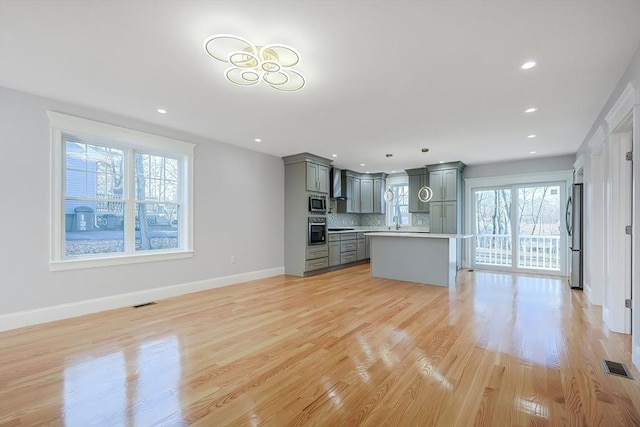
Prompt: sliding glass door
<box><xmin>473</xmin><ymin>183</ymin><xmax>564</xmax><ymax>273</ymax></box>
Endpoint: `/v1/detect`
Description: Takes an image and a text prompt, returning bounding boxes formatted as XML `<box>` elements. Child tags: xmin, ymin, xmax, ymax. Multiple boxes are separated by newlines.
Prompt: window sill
<box><xmin>49</xmin><ymin>250</ymin><xmax>194</xmax><ymax>271</ymax></box>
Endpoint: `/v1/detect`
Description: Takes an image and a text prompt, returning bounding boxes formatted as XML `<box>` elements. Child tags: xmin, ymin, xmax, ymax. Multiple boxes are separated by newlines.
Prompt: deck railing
<box><xmin>475</xmin><ymin>234</ymin><xmax>561</xmax><ymax>271</ymax></box>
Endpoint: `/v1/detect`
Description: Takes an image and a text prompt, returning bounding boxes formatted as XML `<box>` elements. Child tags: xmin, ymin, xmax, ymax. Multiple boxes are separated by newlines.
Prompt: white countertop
<box><xmin>327</xmin><ymin>227</ymin><xmax>430</xmax><ymax>234</ymax></box>
<box><xmin>366</xmin><ymin>232</ymin><xmax>473</xmax><ymax>239</ymax></box>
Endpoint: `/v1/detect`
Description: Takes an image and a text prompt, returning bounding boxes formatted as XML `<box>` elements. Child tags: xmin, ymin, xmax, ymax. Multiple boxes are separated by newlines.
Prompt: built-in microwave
<box><xmin>309</xmin><ymin>195</ymin><xmax>327</xmax><ymax>214</ymax></box>
<box><xmin>308</xmin><ymin>217</ymin><xmax>327</xmax><ymax>246</ymax></box>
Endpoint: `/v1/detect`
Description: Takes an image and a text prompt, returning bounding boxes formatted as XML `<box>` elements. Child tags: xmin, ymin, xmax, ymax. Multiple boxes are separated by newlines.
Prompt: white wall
<box><xmin>574</xmin><ymin>46</ymin><xmax>639</xmax><ymax>369</ymax></box>
<box><xmin>0</xmin><ymin>87</ymin><xmax>284</xmax><ymax>324</ymax></box>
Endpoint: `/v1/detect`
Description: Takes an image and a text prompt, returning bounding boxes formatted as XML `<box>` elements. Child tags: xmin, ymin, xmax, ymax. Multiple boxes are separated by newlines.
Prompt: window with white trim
<box><xmin>49</xmin><ymin>112</ymin><xmax>194</xmax><ymax>270</ymax></box>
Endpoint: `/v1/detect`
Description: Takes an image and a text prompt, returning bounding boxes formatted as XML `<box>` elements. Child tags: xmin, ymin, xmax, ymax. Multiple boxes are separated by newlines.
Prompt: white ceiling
<box><xmin>1</xmin><ymin>1</ymin><xmax>639</xmax><ymax>173</ymax></box>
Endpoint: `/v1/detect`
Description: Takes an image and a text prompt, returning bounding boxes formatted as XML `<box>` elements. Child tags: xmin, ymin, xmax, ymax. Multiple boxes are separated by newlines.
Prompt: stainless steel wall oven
<box><xmin>308</xmin><ymin>217</ymin><xmax>327</xmax><ymax>246</ymax></box>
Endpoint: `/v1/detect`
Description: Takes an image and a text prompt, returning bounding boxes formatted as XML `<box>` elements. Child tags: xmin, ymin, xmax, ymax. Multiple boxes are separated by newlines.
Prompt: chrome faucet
<box><xmin>393</xmin><ymin>215</ymin><xmax>400</xmax><ymax>230</ymax></box>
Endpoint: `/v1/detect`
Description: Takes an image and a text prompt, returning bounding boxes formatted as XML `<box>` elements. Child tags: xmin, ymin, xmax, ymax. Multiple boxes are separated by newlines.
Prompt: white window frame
<box><xmin>385</xmin><ymin>174</ymin><xmax>412</xmax><ymax>226</ymax></box>
<box><xmin>49</xmin><ymin>112</ymin><xmax>195</xmax><ymax>271</ymax></box>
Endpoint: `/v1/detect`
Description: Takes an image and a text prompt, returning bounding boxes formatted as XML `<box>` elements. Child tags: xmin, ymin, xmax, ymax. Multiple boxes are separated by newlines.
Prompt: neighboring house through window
<box><xmin>49</xmin><ymin>112</ymin><xmax>195</xmax><ymax>270</ymax></box>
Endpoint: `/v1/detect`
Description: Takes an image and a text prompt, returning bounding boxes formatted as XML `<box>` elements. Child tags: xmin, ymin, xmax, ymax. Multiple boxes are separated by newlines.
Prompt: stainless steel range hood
<box><xmin>330</xmin><ymin>167</ymin><xmax>347</xmax><ymax>200</ymax></box>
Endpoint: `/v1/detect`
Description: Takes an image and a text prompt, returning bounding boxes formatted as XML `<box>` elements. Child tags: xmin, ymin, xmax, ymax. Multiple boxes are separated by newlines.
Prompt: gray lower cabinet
<box><xmin>305</xmin><ymin>257</ymin><xmax>329</xmax><ymax>271</ymax></box>
<box><xmin>305</xmin><ymin>246</ymin><xmax>328</xmax><ymax>271</ymax></box>
<box><xmin>339</xmin><ymin>232</ymin><xmax>357</xmax><ymax>264</ymax></box>
<box><xmin>328</xmin><ymin>241</ymin><xmax>341</xmax><ymax>267</ymax></box>
<box><xmin>340</xmin><ymin>251</ymin><xmax>357</xmax><ymax>264</ymax></box>
<box><xmin>356</xmin><ymin>232</ymin><xmax>367</xmax><ymax>260</ymax></box>
<box><xmin>356</xmin><ymin>239</ymin><xmax>366</xmax><ymax>260</ymax></box>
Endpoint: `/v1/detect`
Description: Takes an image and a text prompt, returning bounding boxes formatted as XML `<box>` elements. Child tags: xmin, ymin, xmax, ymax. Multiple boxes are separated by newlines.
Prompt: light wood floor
<box><xmin>1</xmin><ymin>265</ymin><xmax>639</xmax><ymax>426</ymax></box>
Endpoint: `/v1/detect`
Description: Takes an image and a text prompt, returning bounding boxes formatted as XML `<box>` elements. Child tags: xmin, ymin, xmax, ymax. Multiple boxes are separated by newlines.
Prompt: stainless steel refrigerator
<box><xmin>566</xmin><ymin>183</ymin><xmax>583</xmax><ymax>289</ymax></box>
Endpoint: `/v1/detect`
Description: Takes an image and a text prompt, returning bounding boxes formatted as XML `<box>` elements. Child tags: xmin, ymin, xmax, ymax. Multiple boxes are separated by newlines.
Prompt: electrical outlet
<box><xmin>230</xmin><ymin>256</ymin><xmax>236</xmax><ymax>264</ymax></box>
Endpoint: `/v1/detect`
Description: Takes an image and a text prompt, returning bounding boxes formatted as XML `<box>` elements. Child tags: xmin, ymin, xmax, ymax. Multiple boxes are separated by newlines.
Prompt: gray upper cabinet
<box><xmin>406</xmin><ymin>168</ymin><xmax>430</xmax><ymax>213</ymax></box>
<box><xmin>373</xmin><ymin>178</ymin><xmax>386</xmax><ymax>214</ymax></box>
<box><xmin>350</xmin><ymin>176</ymin><xmax>361</xmax><ymax>212</ymax></box>
<box><xmin>337</xmin><ymin>171</ymin><xmax>387</xmax><ymax>214</ymax></box>
<box><xmin>360</xmin><ymin>179</ymin><xmax>374</xmax><ymax>213</ymax></box>
<box><xmin>306</xmin><ymin>162</ymin><xmax>330</xmax><ymax>193</ymax></box>
<box><xmin>430</xmin><ymin>169</ymin><xmax>458</xmax><ymax>201</ymax></box>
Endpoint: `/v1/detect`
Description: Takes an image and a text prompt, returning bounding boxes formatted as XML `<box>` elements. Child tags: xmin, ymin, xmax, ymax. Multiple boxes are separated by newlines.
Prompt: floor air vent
<box><xmin>133</xmin><ymin>302</ymin><xmax>157</xmax><ymax>309</ymax></box>
<box><xmin>602</xmin><ymin>359</ymin><xmax>633</xmax><ymax>379</ymax></box>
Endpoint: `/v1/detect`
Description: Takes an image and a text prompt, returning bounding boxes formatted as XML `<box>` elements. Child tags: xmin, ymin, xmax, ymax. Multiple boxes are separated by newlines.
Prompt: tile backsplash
<box><xmin>327</xmin><ymin>212</ymin><xmax>430</xmax><ymax>229</ymax></box>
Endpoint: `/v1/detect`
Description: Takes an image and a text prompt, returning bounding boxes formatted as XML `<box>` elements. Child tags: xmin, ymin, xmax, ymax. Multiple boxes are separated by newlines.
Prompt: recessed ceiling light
<box><xmin>521</xmin><ymin>61</ymin><xmax>536</xmax><ymax>70</ymax></box>
<box><xmin>254</xmin><ymin>138</ymin><xmax>261</xmax><ymax>142</ymax></box>
<box><xmin>331</xmin><ymin>154</ymin><xmax>338</xmax><ymax>157</ymax></box>
<box><xmin>525</xmin><ymin>107</ymin><xmax>537</xmax><ymax>113</ymax></box>
<box><xmin>527</xmin><ymin>134</ymin><xmax>536</xmax><ymax>139</ymax></box>
<box><xmin>360</xmin><ymin>163</ymin><xmax>365</xmax><ymax>167</ymax></box>
<box><xmin>530</xmin><ymin>151</ymin><xmax>537</xmax><ymax>154</ymax></box>
<box><xmin>157</xmin><ymin>109</ymin><xmax>167</xmax><ymax>114</ymax></box>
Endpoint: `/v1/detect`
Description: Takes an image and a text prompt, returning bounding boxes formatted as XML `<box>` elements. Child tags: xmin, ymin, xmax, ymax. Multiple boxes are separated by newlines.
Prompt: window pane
<box><xmin>517</xmin><ymin>185</ymin><xmax>561</xmax><ymax>271</ymax></box>
<box><xmin>390</xmin><ymin>184</ymin><xmax>409</xmax><ymax>225</ymax></box>
<box><xmin>65</xmin><ymin>141</ymin><xmax>123</xmax><ymax>199</ymax></box>
<box><xmin>134</xmin><ymin>153</ymin><xmax>179</xmax><ymax>202</ymax></box>
<box><xmin>474</xmin><ymin>189</ymin><xmax>512</xmax><ymax>266</ymax></box>
<box><xmin>135</xmin><ymin>203</ymin><xmax>179</xmax><ymax>251</ymax></box>
<box><xmin>65</xmin><ymin>201</ymin><xmax>125</xmax><ymax>256</ymax></box>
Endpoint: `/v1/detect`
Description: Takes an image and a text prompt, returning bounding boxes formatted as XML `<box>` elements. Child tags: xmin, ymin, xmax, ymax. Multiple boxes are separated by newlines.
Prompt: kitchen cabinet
<box><xmin>429</xmin><ymin>202</ymin><xmax>457</xmax><ymax>234</ymax></box>
<box><xmin>425</xmin><ymin>161</ymin><xmax>466</xmax><ymax>269</ymax></box>
<box><xmin>306</xmin><ymin>161</ymin><xmax>329</xmax><ymax>193</ymax></box>
<box><xmin>282</xmin><ymin>152</ymin><xmax>333</xmax><ymax>277</ymax></box>
<box><xmin>365</xmin><ymin>235</ymin><xmax>371</xmax><ymax>259</ymax></box>
<box><xmin>328</xmin><ymin>241</ymin><xmax>341</xmax><ymax>266</ymax></box>
<box><xmin>339</xmin><ymin>232</ymin><xmax>357</xmax><ymax>264</ymax></box>
<box><xmin>429</xmin><ymin>169</ymin><xmax>458</xmax><ymax>202</ymax></box>
<box><xmin>339</xmin><ymin>174</ymin><xmax>361</xmax><ymax>213</ymax></box>
<box><xmin>337</xmin><ymin>171</ymin><xmax>387</xmax><ymax>214</ymax></box>
<box><xmin>373</xmin><ymin>178</ymin><xmax>386</xmax><ymax>214</ymax></box>
<box><xmin>356</xmin><ymin>232</ymin><xmax>366</xmax><ymax>260</ymax></box>
<box><xmin>406</xmin><ymin>168</ymin><xmax>430</xmax><ymax>213</ymax></box>
<box><xmin>360</xmin><ymin>179</ymin><xmax>374</xmax><ymax>213</ymax></box>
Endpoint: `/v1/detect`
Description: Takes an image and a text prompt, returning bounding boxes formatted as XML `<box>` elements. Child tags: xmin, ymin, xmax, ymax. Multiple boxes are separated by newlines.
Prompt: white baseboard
<box><xmin>583</xmin><ymin>281</ymin><xmax>592</xmax><ymax>302</ymax></box>
<box><xmin>633</xmin><ymin>344</ymin><xmax>640</xmax><ymax>372</ymax></box>
<box><xmin>0</xmin><ymin>266</ymin><xmax>284</xmax><ymax>332</ymax></box>
<box><xmin>603</xmin><ymin>306</ymin><xmax>609</xmax><ymax>326</ymax></box>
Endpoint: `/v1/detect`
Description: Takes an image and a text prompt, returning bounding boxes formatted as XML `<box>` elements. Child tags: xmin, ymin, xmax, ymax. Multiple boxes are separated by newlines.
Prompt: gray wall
<box><xmin>0</xmin><ymin>87</ymin><xmax>285</xmax><ymax>315</ymax></box>
<box><xmin>463</xmin><ymin>154</ymin><xmax>576</xmax><ymax>179</ymax></box>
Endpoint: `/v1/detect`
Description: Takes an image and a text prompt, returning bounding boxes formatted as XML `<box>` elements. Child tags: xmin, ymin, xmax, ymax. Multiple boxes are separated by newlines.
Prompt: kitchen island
<box><xmin>366</xmin><ymin>232</ymin><xmax>473</xmax><ymax>286</ymax></box>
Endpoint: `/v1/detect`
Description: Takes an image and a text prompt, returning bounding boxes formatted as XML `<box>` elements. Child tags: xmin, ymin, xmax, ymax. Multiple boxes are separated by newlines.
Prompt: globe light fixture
<box><xmin>203</xmin><ymin>34</ymin><xmax>306</xmax><ymax>91</ymax></box>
